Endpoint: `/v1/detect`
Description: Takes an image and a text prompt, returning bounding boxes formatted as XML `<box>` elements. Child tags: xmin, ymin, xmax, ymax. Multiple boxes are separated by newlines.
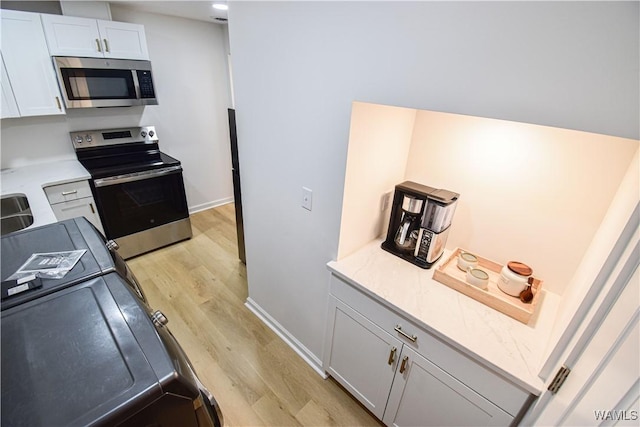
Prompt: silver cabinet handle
<box><xmin>55</xmin><ymin>96</ymin><xmax>62</xmax><ymax>110</ymax></box>
<box><xmin>388</xmin><ymin>346</ymin><xmax>397</xmax><ymax>365</ymax></box>
<box><xmin>61</xmin><ymin>190</ymin><xmax>78</xmax><ymax>196</ymax></box>
<box><xmin>394</xmin><ymin>325</ymin><xmax>417</xmax><ymax>342</ymax></box>
<box><xmin>103</xmin><ymin>38</ymin><xmax>110</xmax><ymax>53</ymax></box>
<box><xmin>399</xmin><ymin>355</ymin><xmax>409</xmax><ymax>373</ymax></box>
<box><xmin>95</xmin><ymin>38</ymin><xmax>102</xmax><ymax>52</ymax></box>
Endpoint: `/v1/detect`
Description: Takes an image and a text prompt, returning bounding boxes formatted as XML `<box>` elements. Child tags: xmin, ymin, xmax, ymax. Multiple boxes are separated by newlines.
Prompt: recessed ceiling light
<box><xmin>212</xmin><ymin>3</ymin><xmax>228</xmax><ymax>11</ymax></box>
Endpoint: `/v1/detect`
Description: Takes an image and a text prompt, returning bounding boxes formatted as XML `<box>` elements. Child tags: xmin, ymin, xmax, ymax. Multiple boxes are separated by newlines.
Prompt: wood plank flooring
<box><xmin>127</xmin><ymin>204</ymin><xmax>382</xmax><ymax>427</ymax></box>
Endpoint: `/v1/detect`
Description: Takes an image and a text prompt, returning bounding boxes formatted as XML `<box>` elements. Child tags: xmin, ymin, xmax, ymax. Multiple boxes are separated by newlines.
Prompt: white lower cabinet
<box><xmin>44</xmin><ymin>180</ymin><xmax>104</xmax><ymax>235</ymax></box>
<box><xmin>324</xmin><ymin>273</ymin><xmax>532</xmax><ymax>427</ymax></box>
<box><xmin>327</xmin><ymin>299</ymin><xmax>403</xmax><ymax>419</ymax></box>
<box><xmin>383</xmin><ymin>346</ymin><xmax>513</xmax><ymax>427</ymax></box>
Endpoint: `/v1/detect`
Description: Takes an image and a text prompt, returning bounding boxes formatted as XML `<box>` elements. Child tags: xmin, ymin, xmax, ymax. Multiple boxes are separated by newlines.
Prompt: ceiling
<box><xmin>109</xmin><ymin>1</ymin><xmax>228</xmax><ymax>24</ymax></box>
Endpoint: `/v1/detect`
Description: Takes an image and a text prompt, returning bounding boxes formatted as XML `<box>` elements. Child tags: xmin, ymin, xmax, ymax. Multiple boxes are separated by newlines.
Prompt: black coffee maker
<box><xmin>381</xmin><ymin>181</ymin><xmax>459</xmax><ymax>269</ymax></box>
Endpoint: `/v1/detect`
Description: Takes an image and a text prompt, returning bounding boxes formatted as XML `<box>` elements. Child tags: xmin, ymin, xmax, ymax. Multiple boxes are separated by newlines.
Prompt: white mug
<box><xmin>466</xmin><ymin>267</ymin><xmax>489</xmax><ymax>290</ymax></box>
<box><xmin>457</xmin><ymin>252</ymin><xmax>478</xmax><ymax>271</ymax></box>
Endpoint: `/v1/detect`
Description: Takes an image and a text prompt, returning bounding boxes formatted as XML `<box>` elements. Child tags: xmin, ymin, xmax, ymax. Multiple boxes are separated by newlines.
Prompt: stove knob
<box><xmin>85</xmin><ymin>134</ymin><xmax>92</xmax><ymax>143</ymax></box>
<box><xmin>141</xmin><ymin>131</ymin><xmax>147</xmax><ymax>137</ymax></box>
<box><xmin>74</xmin><ymin>135</ymin><xmax>83</xmax><ymax>144</ymax></box>
<box><xmin>148</xmin><ymin>130</ymin><xmax>155</xmax><ymax>137</ymax></box>
<box><xmin>151</xmin><ymin>310</ymin><xmax>168</xmax><ymax>327</ymax></box>
<box><xmin>105</xmin><ymin>240</ymin><xmax>119</xmax><ymax>251</ymax></box>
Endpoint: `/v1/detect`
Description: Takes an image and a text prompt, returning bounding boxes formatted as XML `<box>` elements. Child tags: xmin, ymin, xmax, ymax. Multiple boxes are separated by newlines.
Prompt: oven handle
<box><xmin>94</xmin><ymin>165</ymin><xmax>182</xmax><ymax>187</ymax></box>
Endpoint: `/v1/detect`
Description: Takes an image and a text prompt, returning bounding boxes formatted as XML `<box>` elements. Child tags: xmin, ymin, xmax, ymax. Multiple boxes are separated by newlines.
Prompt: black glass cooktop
<box><xmin>76</xmin><ymin>143</ymin><xmax>181</xmax><ymax>179</ymax></box>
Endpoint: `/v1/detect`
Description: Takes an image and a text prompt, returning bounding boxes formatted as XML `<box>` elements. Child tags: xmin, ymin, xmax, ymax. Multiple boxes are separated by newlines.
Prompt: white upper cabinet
<box><xmin>97</xmin><ymin>20</ymin><xmax>149</xmax><ymax>60</ymax></box>
<box><xmin>1</xmin><ymin>53</ymin><xmax>20</xmax><ymax>119</ymax></box>
<box><xmin>1</xmin><ymin>10</ymin><xmax>65</xmax><ymax>117</ymax></box>
<box><xmin>41</xmin><ymin>14</ymin><xmax>149</xmax><ymax>60</ymax></box>
<box><xmin>41</xmin><ymin>14</ymin><xmax>102</xmax><ymax>58</ymax></box>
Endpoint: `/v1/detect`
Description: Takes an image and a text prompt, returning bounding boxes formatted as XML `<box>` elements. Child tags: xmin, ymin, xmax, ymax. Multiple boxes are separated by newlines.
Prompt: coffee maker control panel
<box><xmin>415</xmin><ymin>229</ymin><xmax>432</xmax><ymax>262</ymax></box>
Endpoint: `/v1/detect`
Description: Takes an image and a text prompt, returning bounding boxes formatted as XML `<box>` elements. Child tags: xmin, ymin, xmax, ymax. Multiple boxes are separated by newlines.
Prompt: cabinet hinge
<box><xmin>548</xmin><ymin>365</ymin><xmax>571</xmax><ymax>395</ymax></box>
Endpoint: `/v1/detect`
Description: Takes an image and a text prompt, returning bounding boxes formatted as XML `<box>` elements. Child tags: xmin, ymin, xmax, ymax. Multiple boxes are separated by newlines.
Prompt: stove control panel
<box><xmin>70</xmin><ymin>126</ymin><xmax>159</xmax><ymax>150</ymax></box>
<box><xmin>73</xmin><ymin>134</ymin><xmax>94</xmax><ymax>144</ymax></box>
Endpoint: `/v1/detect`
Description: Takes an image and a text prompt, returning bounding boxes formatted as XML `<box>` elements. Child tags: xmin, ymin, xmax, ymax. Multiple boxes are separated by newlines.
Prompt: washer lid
<box><xmin>1</xmin><ymin>274</ymin><xmax>161</xmax><ymax>427</ymax></box>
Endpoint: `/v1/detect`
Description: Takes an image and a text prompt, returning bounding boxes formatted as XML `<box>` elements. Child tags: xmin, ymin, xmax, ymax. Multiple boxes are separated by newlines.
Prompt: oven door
<box><xmin>93</xmin><ymin>166</ymin><xmax>189</xmax><ymax>240</ymax></box>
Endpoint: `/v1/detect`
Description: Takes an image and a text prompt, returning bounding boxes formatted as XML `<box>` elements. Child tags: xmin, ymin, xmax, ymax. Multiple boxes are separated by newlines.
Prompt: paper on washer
<box><xmin>6</xmin><ymin>250</ymin><xmax>86</xmax><ymax>280</ymax></box>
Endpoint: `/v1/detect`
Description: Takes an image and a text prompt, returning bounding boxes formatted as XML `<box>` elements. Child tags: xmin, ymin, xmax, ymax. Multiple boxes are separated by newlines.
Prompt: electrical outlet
<box><xmin>381</xmin><ymin>191</ymin><xmax>392</xmax><ymax>212</ymax></box>
<box><xmin>302</xmin><ymin>187</ymin><xmax>313</xmax><ymax>211</ymax></box>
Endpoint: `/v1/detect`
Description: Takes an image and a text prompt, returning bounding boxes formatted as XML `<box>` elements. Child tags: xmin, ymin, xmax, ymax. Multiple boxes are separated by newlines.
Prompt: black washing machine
<box><xmin>1</xmin><ymin>218</ymin><xmax>223</xmax><ymax>427</ymax></box>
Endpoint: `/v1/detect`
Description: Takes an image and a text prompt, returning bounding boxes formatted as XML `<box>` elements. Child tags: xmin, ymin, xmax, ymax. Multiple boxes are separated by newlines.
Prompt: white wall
<box><xmin>341</xmin><ymin>105</ymin><xmax>638</xmax><ymax>296</ymax></box>
<box><xmin>405</xmin><ymin>110</ymin><xmax>638</xmax><ymax>295</ymax></box>
<box><xmin>228</xmin><ymin>1</ymin><xmax>639</xmax><ymax>368</ymax></box>
<box><xmin>0</xmin><ymin>5</ymin><xmax>233</xmax><ymax>212</ymax></box>
<box><xmin>337</xmin><ymin>102</ymin><xmax>416</xmax><ymax>260</ymax></box>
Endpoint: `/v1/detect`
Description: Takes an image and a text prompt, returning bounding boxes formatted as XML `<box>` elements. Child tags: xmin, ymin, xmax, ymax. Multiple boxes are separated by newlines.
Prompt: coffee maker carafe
<box><xmin>382</xmin><ymin>181</ymin><xmax>459</xmax><ymax>269</ymax></box>
<box><xmin>393</xmin><ymin>195</ymin><xmax>423</xmax><ymax>252</ymax></box>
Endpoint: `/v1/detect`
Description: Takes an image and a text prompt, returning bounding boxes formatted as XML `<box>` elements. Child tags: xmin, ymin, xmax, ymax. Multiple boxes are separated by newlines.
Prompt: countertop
<box><xmin>1</xmin><ymin>160</ymin><xmax>91</xmax><ymax>229</ymax></box>
<box><xmin>327</xmin><ymin>239</ymin><xmax>561</xmax><ymax>395</ymax></box>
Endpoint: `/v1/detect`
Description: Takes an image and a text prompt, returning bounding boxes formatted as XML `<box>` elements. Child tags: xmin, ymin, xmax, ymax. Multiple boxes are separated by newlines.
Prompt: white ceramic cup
<box><xmin>466</xmin><ymin>267</ymin><xmax>489</xmax><ymax>290</ymax></box>
<box><xmin>457</xmin><ymin>252</ymin><xmax>479</xmax><ymax>271</ymax></box>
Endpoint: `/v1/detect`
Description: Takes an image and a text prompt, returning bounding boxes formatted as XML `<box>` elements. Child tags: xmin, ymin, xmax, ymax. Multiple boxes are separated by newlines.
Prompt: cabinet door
<box><xmin>41</xmin><ymin>14</ymin><xmax>103</xmax><ymax>58</ymax></box>
<box><xmin>325</xmin><ymin>298</ymin><xmax>402</xmax><ymax>419</ymax></box>
<box><xmin>1</xmin><ymin>53</ymin><xmax>19</xmax><ymax>118</ymax></box>
<box><xmin>1</xmin><ymin>10</ymin><xmax>65</xmax><ymax>117</ymax></box>
<box><xmin>51</xmin><ymin>198</ymin><xmax>105</xmax><ymax>236</ymax></box>
<box><xmin>383</xmin><ymin>346</ymin><xmax>513</xmax><ymax>427</ymax></box>
<box><xmin>97</xmin><ymin>20</ymin><xmax>149</xmax><ymax>60</ymax></box>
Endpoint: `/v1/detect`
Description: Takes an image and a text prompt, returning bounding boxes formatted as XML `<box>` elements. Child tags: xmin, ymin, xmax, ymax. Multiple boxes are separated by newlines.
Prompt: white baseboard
<box><xmin>189</xmin><ymin>197</ymin><xmax>234</xmax><ymax>214</ymax></box>
<box><xmin>245</xmin><ymin>297</ymin><xmax>328</xmax><ymax>379</ymax></box>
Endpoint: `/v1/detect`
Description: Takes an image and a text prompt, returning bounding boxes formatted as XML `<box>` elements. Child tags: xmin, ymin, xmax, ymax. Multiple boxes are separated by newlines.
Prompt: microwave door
<box><xmin>68</xmin><ymin>75</ymin><xmax>90</xmax><ymax>99</ymax></box>
<box><xmin>60</xmin><ymin>68</ymin><xmax>136</xmax><ymax>108</ymax></box>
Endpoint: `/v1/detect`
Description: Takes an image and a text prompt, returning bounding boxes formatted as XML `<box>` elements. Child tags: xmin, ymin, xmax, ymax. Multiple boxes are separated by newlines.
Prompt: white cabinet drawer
<box><xmin>44</xmin><ymin>180</ymin><xmax>93</xmax><ymax>204</ymax></box>
<box><xmin>329</xmin><ymin>273</ymin><xmax>530</xmax><ymax>417</ymax></box>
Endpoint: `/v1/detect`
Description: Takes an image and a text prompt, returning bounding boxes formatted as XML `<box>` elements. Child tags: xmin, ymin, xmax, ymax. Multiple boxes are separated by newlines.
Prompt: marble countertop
<box><xmin>1</xmin><ymin>160</ymin><xmax>91</xmax><ymax>229</ymax></box>
<box><xmin>328</xmin><ymin>239</ymin><xmax>561</xmax><ymax>395</ymax></box>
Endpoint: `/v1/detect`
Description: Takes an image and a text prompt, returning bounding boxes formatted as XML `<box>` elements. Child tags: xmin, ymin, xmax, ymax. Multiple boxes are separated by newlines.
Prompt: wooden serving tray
<box><xmin>433</xmin><ymin>248</ymin><xmax>543</xmax><ymax>324</ymax></box>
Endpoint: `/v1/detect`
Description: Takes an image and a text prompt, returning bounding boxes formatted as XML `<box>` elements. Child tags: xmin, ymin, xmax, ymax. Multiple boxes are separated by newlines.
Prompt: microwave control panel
<box><xmin>136</xmin><ymin>70</ymin><xmax>156</xmax><ymax>99</ymax></box>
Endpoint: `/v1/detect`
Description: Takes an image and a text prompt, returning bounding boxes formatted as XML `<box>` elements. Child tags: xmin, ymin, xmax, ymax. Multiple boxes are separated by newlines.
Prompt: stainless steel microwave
<box><xmin>53</xmin><ymin>57</ymin><xmax>158</xmax><ymax>109</ymax></box>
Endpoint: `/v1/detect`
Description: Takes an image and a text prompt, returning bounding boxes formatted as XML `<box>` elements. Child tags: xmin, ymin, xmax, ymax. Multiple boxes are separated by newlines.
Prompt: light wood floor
<box><xmin>128</xmin><ymin>204</ymin><xmax>382</xmax><ymax>427</ymax></box>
